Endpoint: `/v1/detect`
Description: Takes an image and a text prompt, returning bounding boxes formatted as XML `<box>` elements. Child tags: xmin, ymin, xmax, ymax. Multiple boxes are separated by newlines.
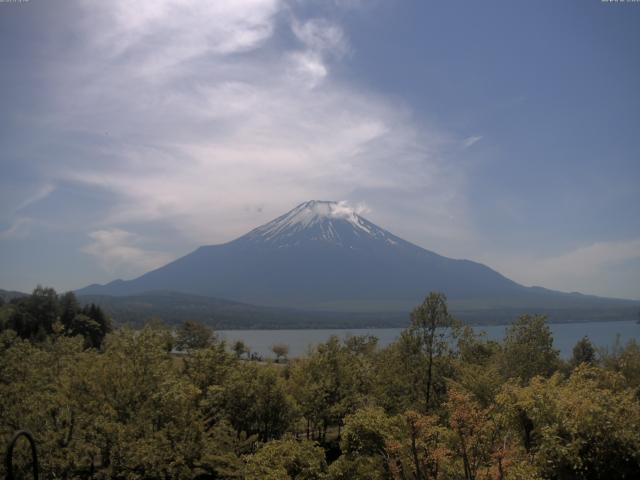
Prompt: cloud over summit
<box><xmin>40</xmin><ymin>0</ymin><xmax>462</xmax><ymax>259</ymax></box>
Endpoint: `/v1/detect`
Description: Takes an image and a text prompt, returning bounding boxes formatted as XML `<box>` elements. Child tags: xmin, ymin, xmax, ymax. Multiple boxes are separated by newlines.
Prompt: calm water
<box><xmin>219</xmin><ymin>320</ymin><xmax>640</xmax><ymax>359</ymax></box>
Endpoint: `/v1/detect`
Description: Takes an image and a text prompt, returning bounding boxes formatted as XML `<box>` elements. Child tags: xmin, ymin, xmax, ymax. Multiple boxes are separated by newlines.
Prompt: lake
<box><xmin>219</xmin><ymin>320</ymin><xmax>640</xmax><ymax>359</ymax></box>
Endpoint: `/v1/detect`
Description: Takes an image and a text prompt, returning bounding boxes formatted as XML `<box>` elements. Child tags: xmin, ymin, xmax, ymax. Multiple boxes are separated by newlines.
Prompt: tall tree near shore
<box><xmin>409</xmin><ymin>292</ymin><xmax>456</xmax><ymax>410</ymax></box>
<box><xmin>571</xmin><ymin>336</ymin><xmax>596</xmax><ymax>368</ymax></box>
<box><xmin>232</xmin><ymin>340</ymin><xmax>248</xmax><ymax>359</ymax></box>
<box><xmin>175</xmin><ymin>320</ymin><xmax>214</xmax><ymax>351</ymax></box>
<box><xmin>272</xmin><ymin>343</ymin><xmax>289</xmax><ymax>363</ymax></box>
<box><xmin>499</xmin><ymin>315</ymin><xmax>559</xmax><ymax>383</ymax></box>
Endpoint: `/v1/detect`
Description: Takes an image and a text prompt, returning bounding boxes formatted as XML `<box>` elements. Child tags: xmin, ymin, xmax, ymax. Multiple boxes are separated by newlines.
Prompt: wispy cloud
<box><xmin>462</xmin><ymin>135</ymin><xmax>483</xmax><ymax>149</ymax></box>
<box><xmin>291</xmin><ymin>17</ymin><xmax>349</xmax><ymax>56</ymax></box>
<box><xmin>41</xmin><ymin>0</ymin><xmax>466</xmax><ymax>251</ymax></box>
<box><xmin>16</xmin><ymin>184</ymin><xmax>55</xmax><ymax>212</ymax></box>
<box><xmin>78</xmin><ymin>0</ymin><xmax>281</xmax><ymax>71</ymax></box>
<box><xmin>82</xmin><ymin>229</ymin><xmax>172</xmax><ymax>276</ymax></box>
<box><xmin>0</xmin><ymin>186</ymin><xmax>55</xmax><ymax>242</ymax></box>
<box><xmin>482</xmin><ymin>238</ymin><xmax>640</xmax><ymax>299</ymax></box>
<box><xmin>0</xmin><ymin>218</ymin><xmax>34</xmax><ymax>240</ymax></box>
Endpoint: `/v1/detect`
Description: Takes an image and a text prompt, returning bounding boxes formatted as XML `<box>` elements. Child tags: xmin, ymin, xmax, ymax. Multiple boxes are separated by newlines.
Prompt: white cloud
<box><xmin>42</xmin><ymin>0</ymin><xmax>466</xmax><ymax>254</ymax></box>
<box><xmin>288</xmin><ymin>17</ymin><xmax>348</xmax><ymax>88</ymax></box>
<box><xmin>329</xmin><ymin>200</ymin><xmax>369</xmax><ymax>219</ymax></box>
<box><xmin>82</xmin><ymin>229</ymin><xmax>172</xmax><ymax>276</ymax></box>
<box><xmin>291</xmin><ymin>18</ymin><xmax>348</xmax><ymax>56</ymax></box>
<box><xmin>288</xmin><ymin>51</ymin><xmax>328</xmax><ymax>87</ymax></box>
<box><xmin>79</xmin><ymin>0</ymin><xmax>281</xmax><ymax>69</ymax></box>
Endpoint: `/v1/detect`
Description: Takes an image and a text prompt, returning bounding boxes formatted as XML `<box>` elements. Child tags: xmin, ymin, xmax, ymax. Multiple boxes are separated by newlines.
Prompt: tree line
<box><xmin>0</xmin><ymin>289</ymin><xmax>639</xmax><ymax>479</ymax></box>
<box><xmin>0</xmin><ymin>286</ymin><xmax>111</xmax><ymax>348</ymax></box>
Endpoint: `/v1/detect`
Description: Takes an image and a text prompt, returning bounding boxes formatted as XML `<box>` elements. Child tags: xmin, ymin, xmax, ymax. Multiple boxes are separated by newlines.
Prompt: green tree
<box><xmin>233</xmin><ymin>339</ymin><xmax>249</xmax><ymax>359</ymax></box>
<box><xmin>409</xmin><ymin>292</ymin><xmax>456</xmax><ymax>410</ymax></box>
<box><xmin>272</xmin><ymin>342</ymin><xmax>290</xmax><ymax>363</ymax></box>
<box><xmin>571</xmin><ymin>336</ymin><xmax>596</xmax><ymax>368</ymax></box>
<box><xmin>388</xmin><ymin>410</ymin><xmax>447</xmax><ymax>480</ymax></box>
<box><xmin>64</xmin><ymin>326</ymin><xmax>224</xmax><ymax>479</ymax></box>
<box><xmin>68</xmin><ymin>313</ymin><xmax>103</xmax><ymax>349</ymax></box>
<box><xmin>600</xmin><ymin>337</ymin><xmax>640</xmax><ymax>394</ymax></box>
<box><xmin>26</xmin><ymin>285</ymin><xmax>60</xmax><ymax>333</ymax></box>
<box><xmin>59</xmin><ymin>291</ymin><xmax>80</xmax><ymax>330</ymax></box>
<box><xmin>499</xmin><ymin>314</ymin><xmax>559</xmax><ymax>383</ymax></box>
<box><xmin>332</xmin><ymin>407</ymin><xmax>450</xmax><ymax>480</ymax></box>
<box><xmin>183</xmin><ymin>341</ymin><xmax>234</xmax><ymax>394</ymax></box>
<box><xmin>175</xmin><ymin>320</ymin><xmax>214</xmax><ymax>351</ymax></box>
<box><xmin>0</xmin><ymin>301</ymin><xmax>10</xmax><ymax>332</ymax></box>
<box><xmin>220</xmin><ymin>362</ymin><xmax>295</xmax><ymax>441</ymax></box>
<box><xmin>289</xmin><ymin>336</ymin><xmax>373</xmax><ymax>442</ymax></box>
<box><xmin>81</xmin><ymin>303</ymin><xmax>112</xmax><ymax>342</ymax></box>
<box><xmin>445</xmin><ymin>389</ymin><xmax>502</xmax><ymax>480</ymax></box>
<box><xmin>245</xmin><ymin>437</ymin><xmax>327</xmax><ymax>480</ymax></box>
<box><xmin>497</xmin><ymin>366</ymin><xmax>640</xmax><ymax>479</ymax></box>
<box><xmin>452</xmin><ymin>326</ymin><xmax>502</xmax><ymax>407</ymax></box>
<box><xmin>0</xmin><ymin>330</ymin><xmax>96</xmax><ymax>478</ymax></box>
<box><xmin>143</xmin><ymin>316</ymin><xmax>174</xmax><ymax>351</ymax></box>
<box><xmin>8</xmin><ymin>286</ymin><xmax>60</xmax><ymax>341</ymax></box>
<box><xmin>3</xmin><ymin>296</ymin><xmax>640</xmax><ymax>480</ymax></box>
<box><xmin>344</xmin><ymin>334</ymin><xmax>378</xmax><ymax>356</ymax></box>
<box><xmin>329</xmin><ymin>406</ymin><xmax>395</xmax><ymax>480</ymax></box>
<box><xmin>376</xmin><ymin>293</ymin><xmax>456</xmax><ymax>413</ymax></box>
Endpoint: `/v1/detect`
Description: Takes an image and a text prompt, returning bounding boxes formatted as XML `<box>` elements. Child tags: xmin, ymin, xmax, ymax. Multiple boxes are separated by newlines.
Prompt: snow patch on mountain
<box><xmin>243</xmin><ymin>200</ymin><xmax>395</xmax><ymax>247</ymax></box>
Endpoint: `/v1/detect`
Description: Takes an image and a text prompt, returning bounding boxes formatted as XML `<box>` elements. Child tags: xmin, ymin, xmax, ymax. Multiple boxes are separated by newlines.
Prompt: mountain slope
<box><xmin>77</xmin><ymin>201</ymin><xmax>637</xmax><ymax>312</ymax></box>
<box><xmin>76</xmin><ymin>291</ymin><xmax>640</xmax><ymax>328</ymax></box>
<box><xmin>76</xmin><ymin>291</ymin><xmax>411</xmax><ymax>329</ymax></box>
<box><xmin>0</xmin><ymin>288</ymin><xmax>29</xmax><ymax>302</ymax></box>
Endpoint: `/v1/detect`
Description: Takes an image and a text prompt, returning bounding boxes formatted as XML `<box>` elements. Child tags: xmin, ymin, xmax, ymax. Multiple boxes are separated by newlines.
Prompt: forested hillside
<box><xmin>76</xmin><ymin>291</ymin><xmax>640</xmax><ymax>329</ymax></box>
<box><xmin>1</xmin><ymin>290</ymin><xmax>639</xmax><ymax>479</ymax></box>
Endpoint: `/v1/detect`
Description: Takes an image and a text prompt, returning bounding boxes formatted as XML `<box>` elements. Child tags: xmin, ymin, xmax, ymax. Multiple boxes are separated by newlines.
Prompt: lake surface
<box><xmin>219</xmin><ymin>320</ymin><xmax>640</xmax><ymax>359</ymax></box>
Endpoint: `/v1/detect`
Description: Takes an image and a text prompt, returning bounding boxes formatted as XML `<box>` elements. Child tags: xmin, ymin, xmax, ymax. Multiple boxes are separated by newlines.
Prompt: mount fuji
<box><xmin>77</xmin><ymin>201</ymin><xmax>637</xmax><ymax>317</ymax></box>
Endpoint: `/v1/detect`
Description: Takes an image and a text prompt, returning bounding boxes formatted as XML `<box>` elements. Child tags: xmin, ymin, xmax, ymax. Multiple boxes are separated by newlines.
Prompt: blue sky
<box><xmin>0</xmin><ymin>0</ymin><xmax>639</xmax><ymax>299</ymax></box>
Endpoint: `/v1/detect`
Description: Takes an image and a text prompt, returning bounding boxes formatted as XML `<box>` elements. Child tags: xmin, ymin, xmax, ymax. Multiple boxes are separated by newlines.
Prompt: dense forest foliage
<box><xmin>1</xmin><ymin>288</ymin><xmax>640</xmax><ymax>479</ymax></box>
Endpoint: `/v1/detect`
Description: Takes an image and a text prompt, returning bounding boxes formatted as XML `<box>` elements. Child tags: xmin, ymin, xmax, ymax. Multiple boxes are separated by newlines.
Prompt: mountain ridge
<box><xmin>76</xmin><ymin>201</ymin><xmax>638</xmax><ymax>313</ymax></box>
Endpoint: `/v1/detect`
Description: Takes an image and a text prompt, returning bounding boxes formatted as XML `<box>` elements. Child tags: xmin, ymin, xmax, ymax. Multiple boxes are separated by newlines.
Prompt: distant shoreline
<box><xmin>217</xmin><ymin>319</ymin><xmax>640</xmax><ymax>360</ymax></box>
<box><xmin>212</xmin><ymin>317</ymin><xmax>640</xmax><ymax>331</ymax></box>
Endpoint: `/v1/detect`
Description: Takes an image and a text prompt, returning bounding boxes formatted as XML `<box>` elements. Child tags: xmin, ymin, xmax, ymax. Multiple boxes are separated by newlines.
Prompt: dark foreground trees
<box><xmin>0</xmin><ymin>287</ymin><xmax>111</xmax><ymax>348</ymax></box>
<box><xmin>1</xmin><ymin>291</ymin><xmax>639</xmax><ymax>479</ymax></box>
